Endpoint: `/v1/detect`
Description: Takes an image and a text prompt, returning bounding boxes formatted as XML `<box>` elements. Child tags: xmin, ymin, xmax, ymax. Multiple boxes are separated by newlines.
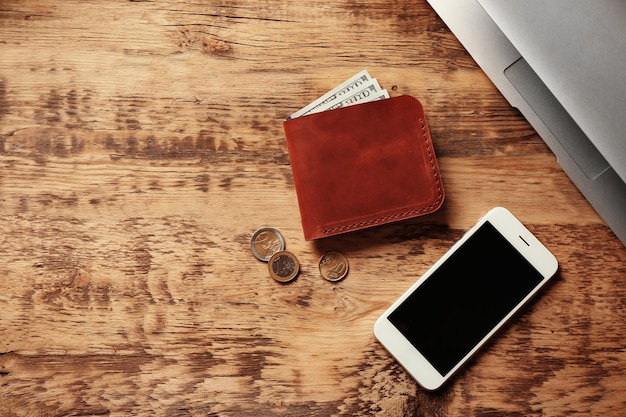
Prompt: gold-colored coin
<box><xmin>268</xmin><ymin>251</ymin><xmax>300</xmax><ymax>283</ymax></box>
<box><xmin>250</xmin><ymin>227</ymin><xmax>285</xmax><ymax>261</ymax></box>
<box><xmin>319</xmin><ymin>251</ymin><xmax>349</xmax><ymax>282</ymax></box>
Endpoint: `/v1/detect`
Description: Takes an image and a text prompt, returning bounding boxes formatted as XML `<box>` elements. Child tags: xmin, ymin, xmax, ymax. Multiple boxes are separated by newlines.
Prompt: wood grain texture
<box><xmin>1</xmin><ymin>1</ymin><xmax>625</xmax><ymax>416</ymax></box>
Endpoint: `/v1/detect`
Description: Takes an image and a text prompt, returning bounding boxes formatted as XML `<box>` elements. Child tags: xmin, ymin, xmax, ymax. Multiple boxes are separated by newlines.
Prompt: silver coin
<box><xmin>251</xmin><ymin>227</ymin><xmax>285</xmax><ymax>261</ymax></box>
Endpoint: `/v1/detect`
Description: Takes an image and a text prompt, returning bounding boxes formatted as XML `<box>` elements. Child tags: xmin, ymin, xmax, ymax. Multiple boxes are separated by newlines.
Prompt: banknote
<box><xmin>324</xmin><ymin>82</ymin><xmax>389</xmax><ymax>112</ymax></box>
<box><xmin>289</xmin><ymin>70</ymin><xmax>389</xmax><ymax>119</ymax></box>
<box><xmin>289</xmin><ymin>70</ymin><xmax>373</xmax><ymax>119</ymax></box>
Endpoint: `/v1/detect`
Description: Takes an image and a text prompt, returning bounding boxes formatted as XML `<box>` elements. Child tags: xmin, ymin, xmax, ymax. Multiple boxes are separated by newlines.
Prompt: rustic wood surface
<box><xmin>1</xmin><ymin>1</ymin><xmax>625</xmax><ymax>416</ymax></box>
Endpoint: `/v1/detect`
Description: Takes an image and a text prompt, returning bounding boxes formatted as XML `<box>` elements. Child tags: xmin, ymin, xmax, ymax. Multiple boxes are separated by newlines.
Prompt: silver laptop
<box><xmin>426</xmin><ymin>0</ymin><xmax>626</xmax><ymax>246</ymax></box>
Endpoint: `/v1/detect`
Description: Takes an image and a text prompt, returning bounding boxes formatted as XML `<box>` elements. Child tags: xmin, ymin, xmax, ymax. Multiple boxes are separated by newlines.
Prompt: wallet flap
<box><xmin>284</xmin><ymin>95</ymin><xmax>444</xmax><ymax>240</ymax></box>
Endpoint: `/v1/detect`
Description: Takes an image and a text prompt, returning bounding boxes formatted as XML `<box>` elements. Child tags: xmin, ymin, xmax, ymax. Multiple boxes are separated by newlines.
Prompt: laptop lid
<box><xmin>426</xmin><ymin>0</ymin><xmax>626</xmax><ymax>247</ymax></box>
<box><xmin>478</xmin><ymin>0</ymin><xmax>626</xmax><ymax>184</ymax></box>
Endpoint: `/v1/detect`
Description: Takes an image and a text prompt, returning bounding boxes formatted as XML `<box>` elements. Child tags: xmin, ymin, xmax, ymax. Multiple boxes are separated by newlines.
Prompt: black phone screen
<box><xmin>387</xmin><ymin>221</ymin><xmax>543</xmax><ymax>376</ymax></box>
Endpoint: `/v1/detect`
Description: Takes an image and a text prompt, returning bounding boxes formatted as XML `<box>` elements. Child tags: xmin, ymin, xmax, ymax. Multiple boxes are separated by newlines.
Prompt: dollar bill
<box><xmin>324</xmin><ymin>82</ymin><xmax>389</xmax><ymax>112</ymax></box>
<box><xmin>289</xmin><ymin>70</ymin><xmax>388</xmax><ymax>119</ymax></box>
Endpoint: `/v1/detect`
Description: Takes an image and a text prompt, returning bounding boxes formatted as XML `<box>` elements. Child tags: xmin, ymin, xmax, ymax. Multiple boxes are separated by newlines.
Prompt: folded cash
<box><xmin>289</xmin><ymin>70</ymin><xmax>389</xmax><ymax>119</ymax></box>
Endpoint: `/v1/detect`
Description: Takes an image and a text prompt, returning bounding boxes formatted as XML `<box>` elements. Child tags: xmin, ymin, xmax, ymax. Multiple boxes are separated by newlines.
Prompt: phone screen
<box><xmin>387</xmin><ymin>221</ymin><xmax>543</xmax><ymax>376</ymax></box>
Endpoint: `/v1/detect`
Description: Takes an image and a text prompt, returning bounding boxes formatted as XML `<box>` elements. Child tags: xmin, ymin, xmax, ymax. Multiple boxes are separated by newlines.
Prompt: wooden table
<box><xmin>1</xmin><ymin>1</ymin><xmax>625</xmax><ymax>415</ymax></box>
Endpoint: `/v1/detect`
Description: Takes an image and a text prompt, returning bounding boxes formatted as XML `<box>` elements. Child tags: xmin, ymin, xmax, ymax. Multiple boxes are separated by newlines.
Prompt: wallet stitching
<box><xmin>320</xmin><ymin>117</ymin><xmax>443</xmax><ymax>235</ymax></box>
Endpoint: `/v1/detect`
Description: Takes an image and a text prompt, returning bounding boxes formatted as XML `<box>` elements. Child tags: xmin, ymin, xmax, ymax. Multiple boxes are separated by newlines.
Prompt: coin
<box><xmin>268</xmin><ymin>250</ymin><xmax>300</xmax><ymax>283</ymax></box>
<box><xmin>319</xmin><ymin>251</ymin><xmax>349</xmax><ymax>282</ymax></box>
<box><xmin>251</xmin><ymin>227</ymin><xmax>285</xmax><ymax>261</ymax></box>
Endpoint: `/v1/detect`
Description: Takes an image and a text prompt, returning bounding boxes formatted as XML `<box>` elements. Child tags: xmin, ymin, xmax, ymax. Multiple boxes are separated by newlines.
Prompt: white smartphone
<box><xmin>373</xmin><ymin>207</ymin><xmax>558</xmax><ymax>390</ymax></box>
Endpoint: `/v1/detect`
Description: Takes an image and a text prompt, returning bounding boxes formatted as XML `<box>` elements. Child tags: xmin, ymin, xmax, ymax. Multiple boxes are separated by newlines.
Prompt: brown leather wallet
<box><xmin>283</xmin><ymin>95</ymin><xmax>444</xmax><ymax>240</ymax></box>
